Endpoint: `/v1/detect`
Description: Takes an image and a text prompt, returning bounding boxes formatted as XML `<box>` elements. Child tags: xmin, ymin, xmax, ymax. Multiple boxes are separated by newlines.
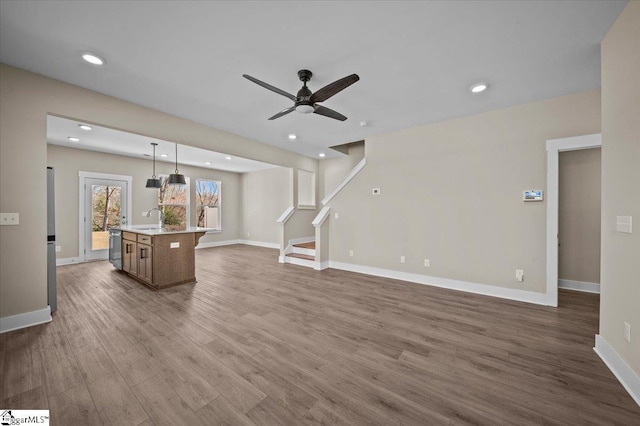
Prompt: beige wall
<box><xmin>47</xmin><ymin>145</ymin><xmax>242</xmax><ymax>259</ymax></box>
<box><xmin>558</xmin><ymin>148</ymin><xmax>601</xmax><ymax>284</ymax></box>
<box><xmin>241</xmin><ymin>167</ymin><xmax>291</xmax><ymax>244</ymax></box>
<box><xmin>600</xmin><ymin>1</ymin><xmax>640</xmax><ymax>374</ymax></box>
<box><xmin>0</xmin><ymin>64</ymin><xmax>317</xmax><ymax>320</ymax></box>
<box><xmin>328</xmin><ymin>90</ymin><xmax>601</xmax><ymax>293</ymax></box>
<box><xmin>319</xmin><ymin>142</ymin><xmax>365</xmax><ymax>198</ymax></box>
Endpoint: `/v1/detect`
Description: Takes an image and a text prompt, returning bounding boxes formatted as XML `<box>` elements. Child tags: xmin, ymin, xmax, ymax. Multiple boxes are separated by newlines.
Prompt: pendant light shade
<box><xmin>145</xmin><ymin>142</ymin><xmax>162</xmax><ymax>188</ymax></box>
<box><xmin>168</xmin><ymin>142</ymin><xmax>186</xmax><ymax>185</ymax></box>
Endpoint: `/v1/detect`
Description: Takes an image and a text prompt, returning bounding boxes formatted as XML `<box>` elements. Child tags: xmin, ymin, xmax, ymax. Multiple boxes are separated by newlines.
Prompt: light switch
<box><xmin>0</xmin><ymin>213</ymin><xmax>19</xmax><ymax>225</ymax></box>
<box><xmin>616</xmin><ymin>216</ymin><xmax>632</xmax><ymax>234</ymax></box>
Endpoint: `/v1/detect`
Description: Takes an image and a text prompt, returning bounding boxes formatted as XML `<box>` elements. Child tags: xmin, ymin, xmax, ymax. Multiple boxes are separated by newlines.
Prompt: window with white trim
<box><xmin>159</xmin><ymin>175</ymin><xmax>190</xmax><ymax>230</ymax></box>
<box><xmin>196</xmin><ymin>179</ymin><xmax>221</xmax><ymax>229</ymax></box>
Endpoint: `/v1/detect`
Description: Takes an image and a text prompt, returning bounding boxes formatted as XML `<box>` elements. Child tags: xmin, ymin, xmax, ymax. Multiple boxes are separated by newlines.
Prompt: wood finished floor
<box><xmin>1</xmin><ymin>245</ymin><xmax>639</xmax><ymax>425</ymax></box>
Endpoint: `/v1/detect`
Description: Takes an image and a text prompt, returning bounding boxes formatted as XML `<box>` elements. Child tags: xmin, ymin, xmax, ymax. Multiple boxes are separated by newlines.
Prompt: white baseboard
<box><xmin>293</xmin><ymin>247</ymin><xmax>315</xmax><ymax>256</ymax></box>
<box><xmin>594</xmin><ymin>335</ymin><xmax>640</xmax><ymax>406</ymax></box>
<box><xmin>56</xmin><ymin>257</ymin><xmax>82</xmax><ymax>266</ymax></box>
<box><xmin>558</xmin><ymin>279</ymin><xmax>600</xmax><ymax>294</ymax></box>
<box><xmin>328</xmin><ymin>261</ymin><xmax>550</xmax><ymax>306</ymax></box>
<box><xmin>314</xmin><ymin>261</ymin><xmax>330</xmax><ymax>271</ymax></box>
<box><xmin>289</xmin><ymin>236</ymin><xmax>315</xmax><ymax>245</ymax></box>
<box><xmin>0</xmin><ymin>306</ymin><xmax>52</xmax><ymax>334</ymax></box>
<box><xmin>196</xmin><ymin>239</ymin><xmax>241</xmax><ymax>249</ymax></box>
<box><xmin>239</xmin><ymin>240</ymin><xmax>280</xmax><ymax>249</ymax></box>
<box><xmin>285</xmin><ymin>255</ymin><xmax>316</xmax><ymax>268</ymax></box>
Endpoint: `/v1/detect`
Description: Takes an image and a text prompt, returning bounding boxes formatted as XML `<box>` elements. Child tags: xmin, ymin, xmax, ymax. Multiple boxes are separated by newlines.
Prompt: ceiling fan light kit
<box><xmin>243</xmin><ymin>69</ymin><xmax>359</xmax><ymax>121</ymax></box>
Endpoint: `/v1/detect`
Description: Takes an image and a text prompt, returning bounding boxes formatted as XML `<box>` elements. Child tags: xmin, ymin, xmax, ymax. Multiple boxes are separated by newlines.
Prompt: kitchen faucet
<box><xmin>146</xmin><ymin>207</ymin><xmax>165</xmax><ymax>228</ymax></box>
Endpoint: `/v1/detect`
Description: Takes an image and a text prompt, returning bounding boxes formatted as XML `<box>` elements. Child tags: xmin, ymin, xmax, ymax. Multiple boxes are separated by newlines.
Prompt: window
<box><xmin>196</xmin><ymin>179</ymin><xmax>221</xmax><ymax>229</ymax></box>
<box><xmin>297</xmin><ymin>169</ymin><xmax>316</xmax><ymax>208</ymax></box>
<box><xmin>159</xmin><ymin>175</ymin><xmax>190</xmax><ymax>230</ymax></box>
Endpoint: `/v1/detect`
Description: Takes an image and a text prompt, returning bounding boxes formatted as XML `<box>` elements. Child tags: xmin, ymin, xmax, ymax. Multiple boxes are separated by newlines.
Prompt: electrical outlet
<box><xmin>55</xmin><ymin>246</ymin><xmax>61</xmax><ymax>253</ymax></box>
<box><xmin>516</xmin><ymin>269</ymin><xmax>524</xmax><ymax>282</ymax></box>
<box><xmin>0</xmin><ymin>213</ymin><xmax>19</xmax><ymax>225</ymax></box>
<box><xmin>400</xmin><ymin>256</ymin><xmax>405</xmax><ymax>263</ymax></box>
<box><xmin>349</xmin><ymin>249</ymin><xmax>354</xmax><ymax>257</ymax></box>
<box><xmin>624</xmin><ymin>322</ymin><xmax>631</xmax><ymax>343</ymax></box>
<box><xmin>247</xmin><ymin>232</ymin><xmax>250</xmax><ymax>237</ymax></box>
<box><xmin>424</xmin><ymin>259</ymin><xmax>430</xmax><ymax>267</ymax></box>
<box><xmin>334</xmin><ymin>212</ymin><xmax>339</xmax><ymax>219</ymax></box>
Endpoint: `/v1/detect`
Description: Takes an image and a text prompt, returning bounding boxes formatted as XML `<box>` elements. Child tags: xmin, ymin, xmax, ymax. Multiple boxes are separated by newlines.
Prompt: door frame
<box><xmin>545</xmin><ymin>133</ymin><xmax>601</xmax><ymax>307</ymax></box>
<box><xmin>79</xmin><ymin>171</ymin><xmax>133</xmax><ymax>262</ymax></box>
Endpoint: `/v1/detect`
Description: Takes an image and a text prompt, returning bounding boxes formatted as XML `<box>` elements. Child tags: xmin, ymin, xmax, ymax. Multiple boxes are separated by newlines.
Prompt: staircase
<box><xmin>285</xmin><ymin>241</ymin><xmax>316</xmax><ymax>267</ymax></box>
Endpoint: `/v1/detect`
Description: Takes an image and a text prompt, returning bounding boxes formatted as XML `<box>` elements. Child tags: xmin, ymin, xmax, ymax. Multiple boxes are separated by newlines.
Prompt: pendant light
<box><xmin>145</xmin><ymin>143</ymin><xmax>162</xmax><ymax>188</ymax></box>
<box><xmin>168</xmin><ymin>142</ymin><xmax>186</xmax><ymax>185</ymax></box>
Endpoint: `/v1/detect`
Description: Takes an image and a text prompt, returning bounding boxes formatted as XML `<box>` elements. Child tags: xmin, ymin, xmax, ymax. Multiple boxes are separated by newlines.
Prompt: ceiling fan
<box><xmin>243</xmin><ymin>70</ymin><xmax>359</xmax><ymax>121</ymax></box>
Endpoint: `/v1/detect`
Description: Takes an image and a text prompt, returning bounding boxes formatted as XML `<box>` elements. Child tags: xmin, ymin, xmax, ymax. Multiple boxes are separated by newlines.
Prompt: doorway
<box><xmin>79</xmin><ymin>172</ymin><xmax>132</xmax><ymax>261</ymax></box>
<box><xmin>545</xmin><ymin>134</ymin><xmax>602</xmax><ymax>307</ymax></box>
<box><xmin>558</xmin><ymin>148</ymin><xmax>602</xmax><ymax>294</ymax></box>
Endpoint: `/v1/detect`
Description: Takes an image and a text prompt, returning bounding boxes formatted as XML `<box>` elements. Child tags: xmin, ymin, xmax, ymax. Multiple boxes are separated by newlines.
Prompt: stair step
<box><xmin>293</xmin><ymin>241</ymin><xmax>315</xmax><ymax>250</ymax></box>
<box><xmin>286</xmin><ymin>253</ymin><xmax>315</xmax><ymax>261</ymax></box>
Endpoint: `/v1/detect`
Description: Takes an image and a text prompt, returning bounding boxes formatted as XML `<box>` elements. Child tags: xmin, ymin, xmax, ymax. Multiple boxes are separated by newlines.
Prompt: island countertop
<box><xmin>112</xmin><ymin>225</ymin><xmax>215</xmax><ymax>236</ymax></box>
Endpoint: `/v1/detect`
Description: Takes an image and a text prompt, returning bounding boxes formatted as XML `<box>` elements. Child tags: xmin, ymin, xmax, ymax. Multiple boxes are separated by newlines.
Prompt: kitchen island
<box><xmin>112</xmin><ymin>226</ymin><xmax>209</xmax><ymax>290</ymax></box>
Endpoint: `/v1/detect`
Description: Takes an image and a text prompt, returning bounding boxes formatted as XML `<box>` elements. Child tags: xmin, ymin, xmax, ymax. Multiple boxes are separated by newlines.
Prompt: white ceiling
<box><xmin>1</xmin><ymin>1</ymin><xmax>626</xmax><ymax>159</ymax></box>
<box><xmin>47</xmin><ymin>115</ymin><xmax>278</xmax><ymax>173</ymax></box>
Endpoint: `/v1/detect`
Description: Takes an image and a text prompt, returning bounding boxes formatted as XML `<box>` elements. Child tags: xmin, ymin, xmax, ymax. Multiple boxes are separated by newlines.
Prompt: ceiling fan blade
<box><xmin>243</xmin><ymin>74</ymin><xmax>297</xmax><ymax>102</ymax></box>
<box><xmin>268</xmin><ymin>106</ymin><xmax>296</xmax><ymax>120</ymax></box>
<box><xmin>310</xmin><ymin>74</ymin><xmax>359</xmax><ymax>103</ymax></box>
<box><xmin>313</xmin><ymin>105</ymin><xmax>347</xmax><ymax>121</ymax></box>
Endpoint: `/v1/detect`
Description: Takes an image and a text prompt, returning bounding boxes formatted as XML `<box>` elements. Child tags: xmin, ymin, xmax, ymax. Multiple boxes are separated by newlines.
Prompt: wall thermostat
<box><xmin>523</xmin><ymin>190</ymin><xmax>543</xmax><ymax>202</ymax></box>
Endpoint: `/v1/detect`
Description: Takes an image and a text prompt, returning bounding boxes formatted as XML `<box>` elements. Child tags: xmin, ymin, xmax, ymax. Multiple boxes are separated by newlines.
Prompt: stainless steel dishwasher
<box><xmin>109</xmin><ymin>228</ymin><xmax>122</xmax><ymax>270</ymax></box>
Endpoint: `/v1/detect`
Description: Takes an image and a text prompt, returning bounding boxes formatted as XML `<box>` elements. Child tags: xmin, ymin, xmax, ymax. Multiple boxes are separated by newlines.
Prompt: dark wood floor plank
<box><xmin>1</xmin><ymin>245</ymin><xmax>638</xmax><ymax>425</ymax></box>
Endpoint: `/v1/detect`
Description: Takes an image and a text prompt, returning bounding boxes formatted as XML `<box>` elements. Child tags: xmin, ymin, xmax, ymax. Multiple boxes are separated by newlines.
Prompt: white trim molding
<box><xmin>56</xmin><ymin>257</ymin><xmax>82</xmax><ymax>266</ymax></box>
<box><xmin>276</xmin><ymin>206</ymin><xmax>295</xmax><ymax>224</ymax></box>
<box><xmin>196</xmin><ymin>239</ymin><xmax>241</xmax><ymax>249</ymax></box>
<box><xmin>0</xmin><ymin>307</ymin><xmax>52</xmax><ymax>334</ymax></box>
<box><xmin>594</xmin><ymin>335</ymin><xmax>640</xmax><ymax>406</ymax></box>
<box><xmin>328</xmin><ymin>261</ymin><xmax>551</xmax><ymax>306</ymax></box>
<box><xmin>79</xmin><ymin>171</ymin><xmax>133</xmax><ymax>262</ymax></box>
<box><xmin>314</xmin><ymin>261</ymin><xmax>330</xmax><ymax>271</ymax></box>
<box><xmin>312</xmin><ymin>206</ymin><xmax>331</xmax><ymax>228</ymax></box>
<box><xmin>239</xmin><ymin>240</ymin><xmax>280</xmax><ymax>249</ymax></box>
<box><xmin>322</xmin><ymin>158</ymin><xmax>366</xmax><ymax>205</ymax></box>
<box><xmin>546</xmin><ymin>133</ymin><xmax>601</xmax><ymax>307</ymax></box>
<box><xmin>289</xmin><ymin>236</ymin><xmax>315</xmax><ymax>245</ymax></box>
<box><xmin>558</xmin><ymin>279</ymin><xmax>600</xmax><ymax>294</ymax></box>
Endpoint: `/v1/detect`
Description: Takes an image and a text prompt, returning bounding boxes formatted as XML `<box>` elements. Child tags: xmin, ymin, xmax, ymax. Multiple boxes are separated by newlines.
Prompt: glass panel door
<box><xmin>85</xmin><ymin>178</ymin><xmax>128</xmax><ymax>261</ymax></box>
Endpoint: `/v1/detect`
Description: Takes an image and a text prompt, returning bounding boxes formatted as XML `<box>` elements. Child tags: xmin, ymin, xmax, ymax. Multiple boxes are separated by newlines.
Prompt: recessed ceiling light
<box><xmin>81</xmin><ymin>53</ymin><xmax>105</xmax><ymax>66</ymax></box>
<box><xmin>288</xmin><ymin>134</ymin><xmax>297</xmax><ymax>140</ymax></box>
<box><xmin>68</xmin><ymin>137</ymin><xmax>80</xmax><ymax>142</ymax></box>
<box><xmin>470</xmin><ymin>83</ymin><xmax>488</xmax><ymax>93</ymax></box>
<box><xmin>319</xmin><ymin>153</ymin><xmax>326</xmax><ymax>158</ymax></box>
<box><xmin>225</xmin><ymin>156</ymin><xmax>233</xmax><ymax>160</ymax></box>
<box><xmin>160</xmin><ymin>154</ymin><xmax>168</xmax><ymax>158</ymax></box>
<box><xmin>78</xmin><ymin>124</ymin><xmax>93</xmax><ymax>131</ymax></box>
<box><xmin>205</xmin><ymin>161</ymin><xmax>212</xmax><ymax>165</ymax></box>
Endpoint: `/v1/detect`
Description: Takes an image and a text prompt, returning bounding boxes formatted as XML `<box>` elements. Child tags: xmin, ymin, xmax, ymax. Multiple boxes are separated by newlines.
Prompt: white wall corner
<box><xmin>594</xmin><ymin>335</ymin><xmax>640</xmax><ymax>407</ymax></box>
<box><xmin>0</xmin><ymin>306</ymin><xmax>52</xmax><ymax>334</ymax></box>
<box><xmin>314</xmin><ymin>261</ymin><xmax>330</xmax><ymax>271</ymax></box>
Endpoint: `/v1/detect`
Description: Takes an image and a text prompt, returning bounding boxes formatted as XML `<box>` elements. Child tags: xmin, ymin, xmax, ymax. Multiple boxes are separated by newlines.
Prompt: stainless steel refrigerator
<box><xmin>47</xmin><ymin>167</ymin><xmax>57</xmax><ymax>313</ymax></box>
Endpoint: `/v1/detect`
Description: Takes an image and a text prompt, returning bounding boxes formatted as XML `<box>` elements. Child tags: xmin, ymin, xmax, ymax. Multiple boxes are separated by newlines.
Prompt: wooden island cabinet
<box><xmin>118</xmin><ymin>228</ymin><xmax>206</xmax><ymax>289</ymax></box>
